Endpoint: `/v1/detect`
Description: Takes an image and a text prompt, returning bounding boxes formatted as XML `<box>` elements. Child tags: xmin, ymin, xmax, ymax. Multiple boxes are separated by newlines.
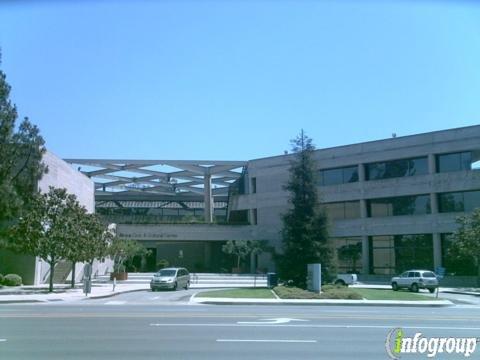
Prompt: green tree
<box><xmin>222</xmin><ymin>240</ymin><xmax>269</xmax><ymax>271</ymax></box>
<box><xmin>109</xmin><ymin>238</ymin><xmax>149</xmax><ymax>274</ymax></box>
<box><xmin>64</xmin><ymin>211</ymin><xmax>112</xmax><ymax>288</ymax></box>
<box><xmin>449</xmin><ymin>209</ymin><xmax>480</xmax><ymax>286</ymax></box>
<box><xmin>0</xmin><ymin>60</ymin><xmax>47</xmax><ymax>238</ymax></box>
<box><xmin>276</xmin><ymin>130</ymin><xmax>335</xmax><ymax>287</ymax></box>
<box><xmin>10</xmin><ymin>187</ymin><xmax>81</xmax><ymax>292</ymax></box>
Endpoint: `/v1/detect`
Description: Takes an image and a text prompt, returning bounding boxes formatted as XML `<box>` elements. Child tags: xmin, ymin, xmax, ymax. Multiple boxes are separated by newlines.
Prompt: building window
<box><xmin>438</xmin><ymin>190</ymin><xmax>480</xmax><ymax>213</ymax></box>
<box><xmin>369</xmin><ymin>234</ymin><xmax>433</xmax><ymax>275</ymax></box>
<box><xmin>436</xmin><ymin>152</ymin><xmax>472</xmax><ymax>173</ymax></box>
<box><xmin>252</xmin><ymin>209</ymin><xmax>258</xmax><ymax>225</ymax></box>
<box><xmin>366</xmin><ymin>157</ymin><xmax>428</xmax><ymax>181</ymax></box>
<box><xmin>368</xmin><ymin>195</ymin><xmax>431</xmax><ymax>217</ymax></box>
<box><xmin>319</xmin><ymin>166</ymin><xmax>358</xmax><ymax>186</ymax></box>
<box><xmin>333</xmin><ymin>237</ymin><xmax>362</xmax><ymax>273</ymax></box>
<box><xmin>441</xmin><ymin>233</ymin><xmax>476</xmax><ymax>275</ymax></box>
<box><xmin>228</xmin><ymin>210</ymin><xmax>249</xmax><ymax>224</ymax></box>
<box><xmin>251</xmin><ymin>177</ymin><xmax>257</xmax><ymax>194</ymax></box>
<box><xmin>322</xmin><ymin>201</ymin><xmax>360</xmax><ymax>220</ymax></box>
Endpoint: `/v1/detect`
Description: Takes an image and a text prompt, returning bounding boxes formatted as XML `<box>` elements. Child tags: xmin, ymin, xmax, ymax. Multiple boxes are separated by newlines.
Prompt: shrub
<box><xmin>3</xmin><ymin>274</ymin><xmax>22</xmax><ymax>286</ymax></box>
<box><xmin>273</xmin><ymin>285</ymin><xmax>362</xmax><ymax>300</ymax></box>
<box><xmin>0</xmin><ymin>273</ymin><xmax>4</xmax><ymax>285</ymax></box>
<box><xmin>157</xmin><ymin>259</ymin><xmax>169</xmax><ymax>270</ymax></box>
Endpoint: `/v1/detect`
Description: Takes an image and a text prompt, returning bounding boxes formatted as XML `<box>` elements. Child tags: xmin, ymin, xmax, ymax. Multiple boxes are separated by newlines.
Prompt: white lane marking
<box><xmin>150</xmin><ymin>297</ymin><xmax>160</xmax><ymax>300</ymax></box>
<box><xmin>104</xmin><ymin>301</ymin><xmax>126</xmax><ymax>305</ymax></box>
<box><xmin>217</xmin><ymin>339</ymin><xmax>316</xmax><ymax>343</ymax></box>
<box><xmin>150</xmin><ymin>323</ymin><xmax>480</xmax><ymax>331</ymax></box>
<box><xmin>0</xmin><ymin>339</ymin><xmax>7</xmax><ymax>342</ymax></box>
<box><xmin>238</xmin><ymin>318</ymin><xmax>308</xmax><ymax>325</ymax></box>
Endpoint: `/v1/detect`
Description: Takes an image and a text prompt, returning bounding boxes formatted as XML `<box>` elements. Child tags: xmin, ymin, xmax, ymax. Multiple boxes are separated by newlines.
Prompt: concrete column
<box><xmin>428</xmin><ymin>153</ymin><xmax>436</xmax><ymax>174</ymax></box>
<box><xmin>361</xmin><ymin>235</ymin><xmax>370</xmax><ymax>275</ymax></box>
<box><xmin>204</xmin><ymin>174</ymin><xmax>213</xmax><ymax>223</ymax></box>
<box><xmin>430</xmin><ymin>193</ymin><xmax>439</xmax><ymax>214</ymax></box>
<box><xmin>433</xmin><ymin>233</ymin><xmax>442</xmax><ymax>270</ymax></box>
<box><xmin>360</xmin><ymin>199</ymin><xmax>368</xmax><ymax>219</ymax></box>
<box><xmin>358</xmin><ymin>163</ymin><xmax>366</xmax><ymax>182</ymax></box>
<box><xmin>250</xmin><ymin>252</ymin><xmax>256</xmax><ymax>273</ymax></box>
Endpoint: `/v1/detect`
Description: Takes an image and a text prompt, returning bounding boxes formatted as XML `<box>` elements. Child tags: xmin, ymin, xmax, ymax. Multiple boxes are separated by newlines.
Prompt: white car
<box><xmin>391</xmin><ymin>270</ymin><xmax>438</xmax><ymax>293</ymax></box>
<box><xmin>334</xmin><ymin>273</ymin><xmax>358</xmax><ymax>286</ymax></box>
<box><xmin>150</xmin><ymin>267</ymin><xmax>190</xmax><ymax>291</ymax></box>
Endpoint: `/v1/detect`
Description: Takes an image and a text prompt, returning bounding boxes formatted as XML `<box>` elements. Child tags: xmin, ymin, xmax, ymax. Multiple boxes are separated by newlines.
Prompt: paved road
<box><xmin>1</xmin><ymin>291</ymin><xmax>480</xmax><ymax>360</ymax></box>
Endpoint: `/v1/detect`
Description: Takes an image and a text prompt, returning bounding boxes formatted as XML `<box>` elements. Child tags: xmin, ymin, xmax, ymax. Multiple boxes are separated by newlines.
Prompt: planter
<box><xmin>110</xmin><ymin>272</ymin><xmax>128</xmax><ymax>281</ymax></box>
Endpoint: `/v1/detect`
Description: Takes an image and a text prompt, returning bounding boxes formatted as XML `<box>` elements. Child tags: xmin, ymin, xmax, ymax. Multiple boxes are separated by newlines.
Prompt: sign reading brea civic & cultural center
<box><xmin>118</xmin><ymin>232</ymin><xmax>179</xmax><ymax>240</ymax></box>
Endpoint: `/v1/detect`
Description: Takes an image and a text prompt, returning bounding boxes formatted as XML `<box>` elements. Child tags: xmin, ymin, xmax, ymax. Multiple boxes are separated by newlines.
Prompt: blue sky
<box><xmin>1</xmin><ymin>0</ymin><xmax>479</xmax><ymax>160</ymax></box>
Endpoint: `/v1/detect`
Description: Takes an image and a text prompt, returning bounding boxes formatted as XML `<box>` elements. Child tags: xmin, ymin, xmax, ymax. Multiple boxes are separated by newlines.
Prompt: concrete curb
<box><xmin>83</xmin><ymin>288</ymin><xmax>148</xmax><ymax>301</ymax></box>
<box><xmin>442</xmin><ymin>290</ymin><xmax>480</xmax><ymax>297</ymax></box>
<box><xmin>191</xmin><ymin>297</ymin><xmax>454</xmax><ymax>307</ymax></box>
<box><xmin>0</xmin><ymin>287</ymin><xmax>149</xmax><ymax>304</ymax></box>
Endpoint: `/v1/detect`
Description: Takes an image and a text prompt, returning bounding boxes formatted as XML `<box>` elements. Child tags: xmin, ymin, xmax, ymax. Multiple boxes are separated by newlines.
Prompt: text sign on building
<box><xmin>118</xmin><ymin>232</ymin><xmax>178</xmax><ymax>240</ymax></box>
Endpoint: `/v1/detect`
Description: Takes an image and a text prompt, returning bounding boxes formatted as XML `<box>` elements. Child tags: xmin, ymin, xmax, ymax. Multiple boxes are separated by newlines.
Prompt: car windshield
<box><xmin>158</xmin><ymin>270</ymin><xmax>176</xmax><ymax>277</ymax></box>
<box><xmin>423</xmin><ymin>272</ymin><xmax>436</xmax><ymax>278</ymax></box>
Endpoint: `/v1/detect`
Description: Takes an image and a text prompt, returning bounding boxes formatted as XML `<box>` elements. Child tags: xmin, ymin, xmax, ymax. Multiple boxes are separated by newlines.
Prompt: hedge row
<box><xmin>0</xmin><ymin>273</ymin><xmax>23</xmax><ymax>286</ymax></box>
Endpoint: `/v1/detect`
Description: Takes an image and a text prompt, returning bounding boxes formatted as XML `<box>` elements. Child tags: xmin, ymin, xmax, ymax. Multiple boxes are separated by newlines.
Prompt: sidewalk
<box><xmin>0</xmin><ymin>282</ymin><xmax>148</xmax><ymax>303</ymax></box>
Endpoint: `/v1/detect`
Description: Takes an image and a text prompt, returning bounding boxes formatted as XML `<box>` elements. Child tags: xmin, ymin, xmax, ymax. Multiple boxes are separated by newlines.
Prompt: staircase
<box><xmin>51</xmin><ymin>261</ymin><xmax>71</xmax><ymax>284</ymax></box>
<box><xmin>93</xmin><ymin>272</ymin><xmax>268</xmax><ymax>288</ymax></box>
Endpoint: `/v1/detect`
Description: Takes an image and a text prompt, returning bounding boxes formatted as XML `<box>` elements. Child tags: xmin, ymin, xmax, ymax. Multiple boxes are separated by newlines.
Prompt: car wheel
<box><xmin>334</xmin><ymin>279</ymin><xmax>346</xmax><ymax>287</ymax></box>
<box><xmin>172</xmin><ymin>282</ymin><xmax>177</xmax><ymax>291</ymax></box>
<box><xmin>184</xmin><ymin>281</ymin><xmax>190</xmax><ymax>290</ymax></box>
<box><xmin>392</xmin><ymin>282</ymin><xmax>398</xmax><ymax>291</ymax></box>
<box><xmin>410</xmin><ymin>283</ymin><xmax>419</xmax><ymax>293</ymax></box>
<box><xmin>428</xmin><ymin>288</ymin><xmax>436</xmax><ymax>294</ymax></box>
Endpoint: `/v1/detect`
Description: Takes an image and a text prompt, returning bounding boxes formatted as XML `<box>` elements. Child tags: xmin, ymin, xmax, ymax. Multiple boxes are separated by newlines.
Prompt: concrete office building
<box><xmin>0</xmin><ymin>151</ymin><xmax>113</xmax><ymax>285</ymax></box>
<box><xmin>67</xmin><ymin>125</ymin><xmax>480</xmax><ymax>282</ymax></box>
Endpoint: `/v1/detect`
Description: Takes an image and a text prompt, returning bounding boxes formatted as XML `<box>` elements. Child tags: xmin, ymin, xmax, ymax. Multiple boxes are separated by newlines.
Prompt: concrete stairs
<box><xmin>51</xmin><ymin>261</ymin><xmax>72</xmax><ymax>284</ymax></box>
<box><xmin>93</xmin><ymin>272</ymin><xmax>268</xmax><ymax>288</ymax></box>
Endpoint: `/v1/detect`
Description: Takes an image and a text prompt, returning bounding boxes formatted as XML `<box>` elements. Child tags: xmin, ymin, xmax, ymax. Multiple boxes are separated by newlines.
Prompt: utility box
<box><xmin>307</xmin><ymin>264</ymin><xmax>321</xmax><ymax>293</ymax></box>
<box><xmin>267</xmin><ymin>272</ymin><xmax>278</xmax><ymax>288</ymax></box>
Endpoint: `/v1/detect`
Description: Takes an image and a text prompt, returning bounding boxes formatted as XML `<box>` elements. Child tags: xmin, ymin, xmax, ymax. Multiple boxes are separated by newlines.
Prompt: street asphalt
<box><xmin>1</xmin><ymin>289</ymin><xmax>480</xmax><ymax>359</ymax></box>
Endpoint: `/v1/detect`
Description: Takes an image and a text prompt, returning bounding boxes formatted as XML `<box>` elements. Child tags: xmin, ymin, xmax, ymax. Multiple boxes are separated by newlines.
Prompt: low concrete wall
<box><xmin>358</xmin><ymin>274</ymin><xmax>479</xmax><ymax>287</ymax></box>
<box><xmin>0</xmin><ymin>250</ymin><xmax>36</xmax><ymax>285</ymax></box>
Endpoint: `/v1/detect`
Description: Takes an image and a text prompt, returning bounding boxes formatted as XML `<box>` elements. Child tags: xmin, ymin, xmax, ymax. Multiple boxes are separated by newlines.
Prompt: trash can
<box><xmin>267</xmin><ymin>272</ymin><xmax>278</xmax><ymax>288</ymax></box>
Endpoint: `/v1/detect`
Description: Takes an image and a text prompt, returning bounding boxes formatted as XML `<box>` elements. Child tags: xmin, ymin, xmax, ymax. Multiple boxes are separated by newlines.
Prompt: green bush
<box><xmin>3</xmin><ymin>274</ymin><xmax>22</xmax><ymax>286</ymax></box>
<box><xmin>157</xmin><ymin>259</ymin><xmax>169</xmax><ymax>270</ymax></box>
<box><xmin>0</xmin><ymin>273</ymin><xmax>4</xmax><ymax>285</ymax></box>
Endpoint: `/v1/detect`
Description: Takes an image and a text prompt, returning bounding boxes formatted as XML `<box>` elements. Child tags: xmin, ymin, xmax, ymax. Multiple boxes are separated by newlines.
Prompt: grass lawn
<box><xmin>352</xmin><ymin>288</ymin><xmax>437</xmax><ymax>301</ymax></box>
<box><xmin>195</xmin><ymin>288</ymin><xmax>275</xmax><ymax>299</ymax></box>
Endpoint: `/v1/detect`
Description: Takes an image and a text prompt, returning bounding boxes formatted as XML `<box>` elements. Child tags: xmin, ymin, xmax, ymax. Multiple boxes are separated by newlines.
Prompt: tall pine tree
<box><xmin>276</xmin><ymin>130</ymin><xmax>335</xmax><ymax>287</ymax></box>
<box><xmin>0</xmin><ymin>55</ymin><xmax>47</xmax><ymax>235</ymax></box>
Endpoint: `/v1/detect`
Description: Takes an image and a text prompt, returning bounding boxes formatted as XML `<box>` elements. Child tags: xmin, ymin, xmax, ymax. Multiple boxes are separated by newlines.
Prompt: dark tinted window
<box><xmin>369</xmin><ymin>234</ymin><xmax>433</xmax><ymax>275</ymax></box>
<box><xmin>320</xmin><ymin>166</ymin><xmax>358</xmax><ymax>186</ymax></box>
<box><xmin>366</xmin><ymin>157</ymin><xmax>428</xmax><ymax>181</ymax></box>
<box><xmin>422</xmin><ymin>272</ymin><xmax>436</xmax><ymax>278</ymax></box>
<box><xmin>368</xmin><ymin>195</ymin><xmax>430</xmax><ymax>217</ymax></box>
<box><xmin>321</xmin><ymin>168</ymin><xmax>343</xmax><ymax>186</ymax></box>
<box><xmin>159</xmin><ymin>270</ymin><xmax>176</xmax><ymax>277</ymax></box>
<box><xmin>437</xmin><ymin>151</ymin><xmax>471</xmax><ymax>172</ymax></box>
<box><xmin>323</xmin><ymin>201</ymin><xmax>360</xmax><ymax>220</ymax></box>
<box><xmin>438</xmin><ymin>190</ymin><xmax>480</xmax><ymax>213</ymax></box>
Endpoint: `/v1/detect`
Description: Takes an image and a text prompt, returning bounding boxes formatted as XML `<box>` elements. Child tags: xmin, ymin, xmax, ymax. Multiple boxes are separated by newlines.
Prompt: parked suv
<box><xmin>150</xmin><ymin>267</ymin><xmax>190</xmax><ymax>291</ymax></box>
<box><xmin>391</xmin><ymin>270</ymin><xmax>438</xmax><ymax>293</ymax></box>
